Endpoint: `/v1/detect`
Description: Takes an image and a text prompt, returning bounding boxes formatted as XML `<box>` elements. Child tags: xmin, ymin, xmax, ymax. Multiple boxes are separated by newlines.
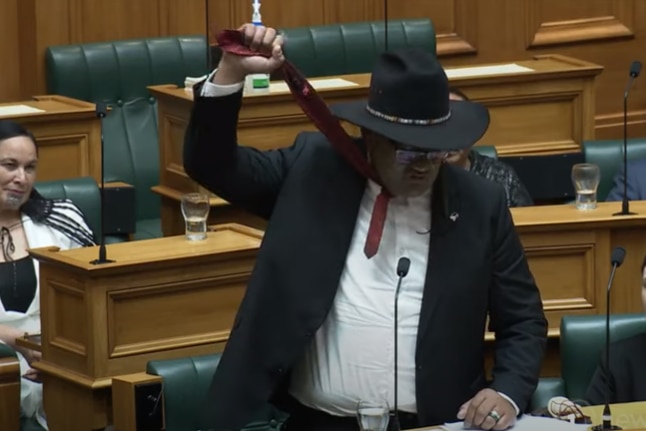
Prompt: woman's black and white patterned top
<box><xmin>468</xmin><ymin>151</ymin><xmax>533</xmax><ymax>208</ymax></box>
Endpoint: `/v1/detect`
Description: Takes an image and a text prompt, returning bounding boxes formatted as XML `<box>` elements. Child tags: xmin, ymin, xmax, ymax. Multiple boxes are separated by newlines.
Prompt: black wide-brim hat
<box><xmin>330</xmin><ymin>48</ymin><xmax>490</xmax><ymax>151</ymax></box>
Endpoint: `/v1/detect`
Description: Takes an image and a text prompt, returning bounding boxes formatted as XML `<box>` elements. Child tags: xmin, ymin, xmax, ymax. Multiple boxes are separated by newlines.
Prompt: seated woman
<box><xmin>445</xmin><ymin>88</ymin><xmax>533</xmax><ymax>207</ymax></box>
<box><xmin>585</xmin><ymin>254</ymin><xmax>646</xmax><ymax>404</ymax></box>
<box><xmin>0</xmin><ymin>119</ymin><xmax>95</xmax><ymax>429</ymax></box>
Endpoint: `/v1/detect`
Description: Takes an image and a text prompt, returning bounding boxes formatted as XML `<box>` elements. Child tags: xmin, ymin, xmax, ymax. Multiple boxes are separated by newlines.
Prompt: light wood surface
<box><xmin>28</xmin><ymin>223</ymin><xmax>262</xmax><ymax>431</ymax></box>
<box><xmin>403</xmin><ymin>402</ymin><xmax>646</xmax><ymax>430</ymax></box>
<box><xmin>0</xmin><ymin>357</ymin><xmax>20</xmax><ymax>431</ymax></box>
<box><xmin>112</xmin><ymin>372</ymin><xmax>164</xmax><ymax>431</ymax></box>
<box><xmin>0</xmin><ymin>95</ymin><xmax>101</xmax><ymax>183</ymax></box>
<box><xmin>582</xmin><ymin>402</ymin><xmax>646</xmax><ymax>430</ymax></box>
<box><xmin>152</xmin><ymin>54</ymin><xmax>602</xmax><ymax>237</ymax></box>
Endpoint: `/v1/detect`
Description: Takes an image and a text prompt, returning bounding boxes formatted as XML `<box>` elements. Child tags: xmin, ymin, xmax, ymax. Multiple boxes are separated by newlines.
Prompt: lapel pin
<box><xmin>449</xmin><ymin>212</ymin><xmax>459</xmax><ymax>222</ymax></box>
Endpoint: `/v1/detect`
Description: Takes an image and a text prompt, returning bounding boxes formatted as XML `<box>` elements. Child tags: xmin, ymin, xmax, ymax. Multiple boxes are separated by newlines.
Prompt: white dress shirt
<box><xmin>289</xmin><ymin>181</ymin><xmax>431</xmax><ymax>415</ymax></box>
<box><xmin>199</xmin><ymin>70</ymin><xmax>520</xmax><ymax>417</ymax></box>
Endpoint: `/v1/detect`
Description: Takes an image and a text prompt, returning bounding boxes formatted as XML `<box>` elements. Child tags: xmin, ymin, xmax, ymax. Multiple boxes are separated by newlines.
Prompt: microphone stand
<box><xmin>392</xmin><ymin>279</ymin><xmax>401</xmax><ymax>431</ymax></box>
<box><xmin>391</xmin><ymin>257</ymin><xmax>410</xmax><ymax>431</ymax></box>
<box><xmin>613</xmin><ymin>64</ymin><xmax>640</xmax><ymax>216</ymax></box>
<box><xmin>90</xmin><ymin>102</ymin><xmax>114</xmax><ymax>265</ymax></box>
<box><xmin>591</xmin><ymin>250</ymin><xmax>625</xmax><ymax>431</ymax></box>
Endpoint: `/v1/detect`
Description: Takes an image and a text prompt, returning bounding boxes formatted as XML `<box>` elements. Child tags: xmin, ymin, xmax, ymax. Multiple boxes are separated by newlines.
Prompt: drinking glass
<box><xmin>356</xmin><ymin>400</ymin><xmax>390</xmax><ymax>431</ymax></box>
<box><xmin>571</xmin><ymin>163</ymin><xmax>600</xmax><ymax>210</ymax></box>
<box><xmin>180</xmin><ymin>192</ymin><xmax>210</xmax><ymax>240</ymax></box>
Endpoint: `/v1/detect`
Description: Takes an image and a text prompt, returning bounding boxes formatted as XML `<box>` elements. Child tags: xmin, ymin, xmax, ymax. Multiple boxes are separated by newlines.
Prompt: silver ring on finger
<box><xmin>488</xmin><ymin>409</ymin><xmax>502</xmax><ymax>423</ymax></box>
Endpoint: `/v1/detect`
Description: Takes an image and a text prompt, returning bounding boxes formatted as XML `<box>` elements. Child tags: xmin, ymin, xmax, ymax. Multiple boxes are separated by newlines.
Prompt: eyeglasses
<box><xmin>395</xmin><ymin>148</ymin><xmax>459</xmax><ymax>164</ymax></box>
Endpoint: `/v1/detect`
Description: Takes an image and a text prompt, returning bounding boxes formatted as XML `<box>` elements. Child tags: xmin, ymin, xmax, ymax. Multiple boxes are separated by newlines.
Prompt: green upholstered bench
<box><xmin>45</xmin><ymin>36</ymin><xmax>209</xmax><ymax>240</ymax></box>
<box><xmin>278</xmin><ymin>19</ymin><xmax>436</xmax><ymax>78</ymax></box>
<box><xmin>529</xmin><ymin>313</ymin><xmax>646</xmax><ymax>411</ymax></box>
<box><xmin>113</xmin><ymin>353</ymin><xmax>288</xmax><ymax>431</ymax></box>
<box><xmin>583</xmin><ymin>138</ymin><xmax>646</xmax><ymax>201</ymax></box>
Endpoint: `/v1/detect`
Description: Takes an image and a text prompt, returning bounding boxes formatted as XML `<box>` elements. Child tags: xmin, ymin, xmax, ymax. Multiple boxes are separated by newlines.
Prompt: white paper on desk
<box><xmin>267</xmin><ymin>78</ymin><xmax>359</xmax><ymax>93</ymax></box>
<box><xmin>445</xmin><ymin>63</ymin><xmax>533</xmax><ymax>79</ymax></box>
<box><xmin>0</xmin><ymin>104</ymin><xmax>45</xmax><ymax>117</ymax></box>
<box><xmin>440</xmin><ymin>415</ymin><xmax>590</xmax><ymax>431</ymax></box>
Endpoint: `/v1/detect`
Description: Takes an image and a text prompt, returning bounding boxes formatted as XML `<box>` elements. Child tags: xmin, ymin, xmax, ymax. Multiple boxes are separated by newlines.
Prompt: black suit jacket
<box><xmin>183</xmin><ymin>87</ymin><xmax>548</xmax><ymax>431</ymax></box>
<box><xmin>585</xmin><ymin>332</ymin><xmax>646</xmax><ymax>405</ymax></box>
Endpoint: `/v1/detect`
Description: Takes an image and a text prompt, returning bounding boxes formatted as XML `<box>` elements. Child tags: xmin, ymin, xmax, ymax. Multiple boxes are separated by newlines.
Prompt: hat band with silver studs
<box><xmin>366</xmin><ymin>105</ymin><xmax>451</xmax><ymax>125</ymax></box>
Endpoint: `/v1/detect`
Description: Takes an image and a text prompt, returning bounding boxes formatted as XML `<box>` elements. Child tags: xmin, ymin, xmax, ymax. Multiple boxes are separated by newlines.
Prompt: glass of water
<box><xmin>180</xmin><ymin>192</ymin><xmax>210</xmax><ymax>240</ymax></box>
<box><xmin>571</xmin><ymin>163</ymin><xmax>600</xmax><ymax>210</ymax></box>
<box><xmin>356</xmin><ymin>400</ymin><xmax>390</xmax><ymax>431</ymax></box>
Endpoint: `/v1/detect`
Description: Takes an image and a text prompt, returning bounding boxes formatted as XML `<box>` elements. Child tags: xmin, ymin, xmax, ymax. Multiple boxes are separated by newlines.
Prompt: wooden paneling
<box><xmin>1</xmin><ymin>0</ymin><xmax>645</xmax><ymax>139</ymax></box>
<box><xmin>0</xmin><ymin>0</ymin><xmax>21</xmax><ymax>102</ymax></box>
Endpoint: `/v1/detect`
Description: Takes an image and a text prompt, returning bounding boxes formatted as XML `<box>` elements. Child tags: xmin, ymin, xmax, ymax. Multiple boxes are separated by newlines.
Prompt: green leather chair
<box><xmin>45</xmin><ymin>36</ymin><xmax>209</xmax><ymax>240</ymax></box>
<box><xmin>560</xmin><ymin>313</ymin><xmax>646</xmax><ymax>401</ymax></box>
<box><xmin>473</xmin><ymin>145</ymin><xmax>498</xmax><ymax>159</ymax></box>
<box><xmin>34</xmin><ymin>176</ymin><xmax>101</xmax><ymax>241</ymax></box>
<box><xmin>529</xmin><ymin>313</ymin><xmax>646</xmax><ymax>411</ymax></box>
<box><xmin>146</xmin><ymin>353</ymin><xmax>287</xmax><ymax>431</ymax></box>
<box><xmin>583</xmin><ymin>138</ymin><xmax>646</xmax><ymax>201</ymax></box>
<box><xmin>34</xmin><ymin>176</ymin><xmax>126</xmax><ymax>244</ymax></box>
<box><xmin>278</xmin><ymin>19</ymin><xmax>435</xmax><ymax>78</ymax></box>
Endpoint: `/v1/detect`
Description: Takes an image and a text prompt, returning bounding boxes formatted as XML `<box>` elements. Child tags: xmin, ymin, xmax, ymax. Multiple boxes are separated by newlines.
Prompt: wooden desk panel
<box><xmin>151</xmin><ymin>54</ymin><xmax>602</xmax><ymax>236</ymax></box>
<box><xmin>29</xmin><ymin>224</ymin><xmax>262</xmax><ymax>431</ymax></box>
<box><xmin>0</xmin><ymin>95</ymin><xmax>101</xmax><ymax>182</ymax></box>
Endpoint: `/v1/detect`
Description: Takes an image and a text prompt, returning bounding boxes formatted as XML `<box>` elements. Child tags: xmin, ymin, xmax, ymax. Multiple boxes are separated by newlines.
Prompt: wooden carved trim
<box><xmin>528</xmin><ymin>16</ymin><xmax>633</xmax><ymax>48</ymax></box>
<box><xmin>437</xmin><ymin>0</ymin><xmax>477</xmax><ymax>56</ymax></box>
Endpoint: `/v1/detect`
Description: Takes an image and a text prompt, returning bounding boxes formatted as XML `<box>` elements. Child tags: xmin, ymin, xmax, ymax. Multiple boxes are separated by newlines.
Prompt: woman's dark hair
<box><xmin>642</xmin><ymin>254</ymin><xmax>646</xmax><ymax>273</ymax></box>
<box><xmin>449</xmin><ymin>87</ymin><xmax>470</xmax><ymax>101</ymax></box>
<box><xmin>0</xmin><ymin>119</ymin><xmax>38</xmax><ymax>153</ymax></box>
<box><xmin>0</xmin><ymin>119</ymin><xmax>95</xmax><ymax>247</ymax></box>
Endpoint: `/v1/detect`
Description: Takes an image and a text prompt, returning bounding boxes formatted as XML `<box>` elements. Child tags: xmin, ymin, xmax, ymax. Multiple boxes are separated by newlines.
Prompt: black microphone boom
<box><xmin>392</xmin><ymin>257</ymin><xmax>410</xmax><ymax>431</ymax></box>
<box><xmin>90</xmin><ymin>102</ymin><xmax>115</xmax><ymax>265</ymax></box>
<box><xmin>591</xmin><ymin>246</ymin><xmax>625</xmax><ymax>431</ymax></box>
<box><xmin>614</xmin><ymin>60</ymin><xmax>642</xmax><ymax>217</ymax></box>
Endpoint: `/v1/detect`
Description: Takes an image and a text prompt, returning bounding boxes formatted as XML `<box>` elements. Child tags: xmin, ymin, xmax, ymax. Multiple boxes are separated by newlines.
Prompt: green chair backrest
<box><xmin>279</xmin><ymin>19</ymin><xmax>436</xmax><ymax>78</ymax></box>
<box><xmin>147</xmin><ymin>353</ymin><xmax>287</xmax><ymax>431</ymax></box>
<box><xmin>583</xmin><ymin>138</ymin><xmax>646</xmax><ymax>201</ymax></box>
<box><xmin>45</xmin><ymin>36</ymin><xmax>208</xmax><ymax>229</ymax></box>
<box><xmin>473</xmin><ymin>145</ymin><xmax>498</xmax><ymax>159</ymax></box>
<box><xmin>560</xmin><ymin>313</ymin><xmax>646</xmax><ymax>401</ymax></box>
<box><xmin>34</xmin><ymin>176</ymin><xmax>101</xmax><ymax>240</ymax></box>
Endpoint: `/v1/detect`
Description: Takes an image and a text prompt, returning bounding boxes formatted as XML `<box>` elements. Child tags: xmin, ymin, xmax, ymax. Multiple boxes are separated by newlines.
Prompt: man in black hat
<box><xmin>184</xmin><ymin>23</ymin><xmax>547</xmax><ymax>431</ymax></box>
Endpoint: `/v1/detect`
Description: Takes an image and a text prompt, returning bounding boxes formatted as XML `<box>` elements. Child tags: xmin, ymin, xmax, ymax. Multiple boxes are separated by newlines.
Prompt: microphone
<box><xmin>614</xmin><ymin>60</ymin><xmax>641</xmax><ymax>216</ymax></box>
<box><xmin>392</xmin><ymin>257</ymin><xmax>410</xmax><ymax>431</ymax></box>
<box><xmin>90</xmin><ymin>102</ymin><xmax>115</xmax><ymax>265</ymax></box>
<box><xmin>591</xmin><ymin>246</ymin><xmax>625</xmax><ymax>431</ymax></box>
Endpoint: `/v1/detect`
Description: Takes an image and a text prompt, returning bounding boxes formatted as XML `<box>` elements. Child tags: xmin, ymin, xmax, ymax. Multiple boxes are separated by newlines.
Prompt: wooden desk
<box><xmin>150</xmin><ymin>54</ymin><xmax>602</xmax><ymax>236</ymax></box>
<box><xmin>29</xmin><ymin>224</ymin><xmax>262</xmax><ymax>431</ymax></box>
<box><xmin>405</xmin><ymin>402</ymin><xmax>646</xmax><ymax>430</ymax></box>
<box><xmin>582</xmin><ymin>402</ymin><xmax>646</xmax><ymax>430</ymax></box>
<box><xmin>0</xmin><ymin>95</ymin><xmax>101</xmax><ymax>182</ymax></box>
<box><xmin>501</xmin><ymin>201</ymin><xmax>646</xmax><ymax>376</ymax></box>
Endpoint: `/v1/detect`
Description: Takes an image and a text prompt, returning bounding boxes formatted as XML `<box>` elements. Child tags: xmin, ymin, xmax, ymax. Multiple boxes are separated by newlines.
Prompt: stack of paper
<box><xmin>441</xmin><ymin>415</ymin><xmax>590</xmax><ymax>430</ymax></box>
<box><xmin>0</xmin><ymin>105</ymin><xmax>45</xmax><ymax>117</ymax></box>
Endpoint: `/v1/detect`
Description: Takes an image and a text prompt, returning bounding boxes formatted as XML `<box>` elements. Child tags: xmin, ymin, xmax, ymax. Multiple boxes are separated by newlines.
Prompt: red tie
<box><xmin>216</xmin><ymin>29</ymin><xmax>391</xmax><ymax>258</ymax></box>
